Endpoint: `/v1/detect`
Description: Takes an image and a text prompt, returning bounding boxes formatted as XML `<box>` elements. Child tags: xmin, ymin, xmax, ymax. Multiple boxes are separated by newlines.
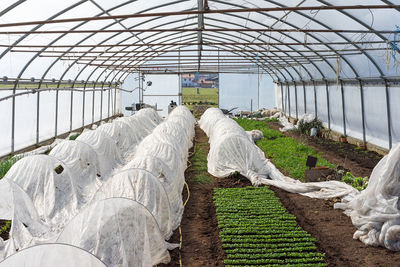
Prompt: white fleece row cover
<box><xmin>199</xmin><ymin>108</ymin><xmax>400</xmax><ymax>251</ymax></box>
<box><xmin>0</xmin><ymin>107</ymin><xmax>195</xmax><ymax>266</ymax></box>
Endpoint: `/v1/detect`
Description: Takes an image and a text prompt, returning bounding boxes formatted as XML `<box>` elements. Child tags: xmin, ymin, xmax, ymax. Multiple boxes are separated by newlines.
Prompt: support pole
<box><xmin>340</xmin><ymin>80</ymin><xmax>347</xmax><ymax>137</ymax></box>
<box><xmin>313</xmin><ymin>80</ymin><xmax>317</xmax><ymax>118</ymax></box>
<box><xmin>107</xmin><ymin>82</ymin><xmax>110</xmax><ymax>119</ymax></box>
<box><xmin>325</xmin><ymin>80</ymin><xmax>330</xmax><ymax>132</ymax></box>
<box><xmin>92</xmin><ymin>82</ymin><xmax>96</xmax><ymax>124</ymax></box>
<box><xmin>287</xmin><ymin>83</ymin><xmax>291</xmax><ymax>117</ymax></box>
<box><xmin>294</xmin><ymin>81</ymin><xmax>298</xmax><ymax>119</ymax></box>
<box><xmin>114</xmin><ymin>83</ymin><xmax>117</xmax><ymax>115</ymax></box>
<box><xmin>218</xmin><ymin>48</ymin><xmax>220</xmax><ymax>108</ymax></box>
<box><xmin>100</xmin><ymin>81</ymin><xmax>104</xmax><ymax>121</ymax></box>
<box><xmin>280</xmin><ymin>82</ymin><xmax>284</xmax><ymax>113</ymax></box>
<box><xmin>70</xmin><ymin>83</ymin><xmax>74</xmax><ymax>132</ymax></box>
<box><xmin>36</xmin><ymin>87</ymin><xmax>40</xmax><ymax>145</ymax></box>
<box><xmin>82</xmin><ymin>82</ymin><xmax>86</xmax><ymax>127</ymax></box>
<box><xmin>359</xmin><ymin>80</ymin><xmax>367</xmax><ymax>145</ymax></box>
<box><xmin>178</xmin><ymin>48</ymin><xmax>182</xmax><ymax>105</ymax></box>
<box><xmin>384</xmin><ymin>79</ymin><xmax>392</xmax><ymax>149</ymax></box>
<box><xmin>257</xmin><ymin>65</ymin><xmax>260</xmax><ymax>110</ymax></box>
<box><xmin>138</xmin><ymin>72</ymin><xmax>142</xmax><ymax>104</ymax></box>
<box><xmin>55</xmin><ymin>84</ymin><xmax>59</xmax><ymax>137</ymax></box>
<box><xmin>302</xmin><ymin>81</ymin><xmax>306</xmax><ymax>114</ymax></box>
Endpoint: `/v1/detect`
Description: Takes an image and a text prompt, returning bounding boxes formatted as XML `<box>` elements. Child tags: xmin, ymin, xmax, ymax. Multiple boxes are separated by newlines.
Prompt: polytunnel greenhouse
<box><xmin>0</xmin><ymin>1</ymin><xmax>400</xmax><ymax>266</ymax></box>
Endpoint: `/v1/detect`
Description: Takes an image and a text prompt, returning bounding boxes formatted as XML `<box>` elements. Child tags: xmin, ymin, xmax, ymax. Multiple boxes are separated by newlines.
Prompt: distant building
<box><xmin>182</xmin><ymin>74</ymin><xmax>198</xmax><ymax>87</ymax></box>
<box><xmin>181</xmin><ymin>73</ymin><xmax>219</xmax><ymax>88</ymax></box>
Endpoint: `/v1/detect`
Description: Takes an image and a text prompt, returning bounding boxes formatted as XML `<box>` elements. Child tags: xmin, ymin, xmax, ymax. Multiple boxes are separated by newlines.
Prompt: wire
<box><xmin>177</xmin><ymin>136</ymin><xmax>195</xmax><ymax>267</ymax></box>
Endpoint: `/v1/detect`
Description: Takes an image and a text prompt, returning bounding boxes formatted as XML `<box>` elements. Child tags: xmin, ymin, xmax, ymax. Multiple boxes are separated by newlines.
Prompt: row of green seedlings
<box><xmin>234</xmin><ymin>118</ymin><xmax>369</xmax><ymax>190</ymax></box>
<box><xmin>214</xmin><ymin>187</ymin><xmax>326</xmax><ymax>266</ymax></box>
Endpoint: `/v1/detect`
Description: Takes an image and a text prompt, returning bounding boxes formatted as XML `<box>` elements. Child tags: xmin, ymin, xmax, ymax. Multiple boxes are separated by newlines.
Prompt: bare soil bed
<box><xmin>163</xmin><ymin>125</ymin><xmax>400</xmax><ymax>267</ymax></box>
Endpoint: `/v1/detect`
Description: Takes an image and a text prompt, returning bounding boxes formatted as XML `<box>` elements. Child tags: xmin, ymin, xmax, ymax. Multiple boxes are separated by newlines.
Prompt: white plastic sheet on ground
<box><xmin>0</xmin><ymin>244</ymin><xmax>107</xmax><ymax>267</ymax></box>
<box><xmin>279</xmin><ymin>113</ymin><xmax>315</xmax><ymax>132</ymax></box>
<box><xmin>56</xmin><ymin>198</ymin><xmax>171</xmax><ymax>267</ymax></box>
<box><xmin>199</xmin><ymin>108</ymin><xmax>400</xmax><ymax>251</ymax></box>
<box><xmin>334</xmin><ymin>144</ymin><xmax>400</xmax><ymax>251</ymax></box>
<box><xmin>199</xmin><ymin>108</ymin><xmax>358</xmax><ymax>196</ymax></box>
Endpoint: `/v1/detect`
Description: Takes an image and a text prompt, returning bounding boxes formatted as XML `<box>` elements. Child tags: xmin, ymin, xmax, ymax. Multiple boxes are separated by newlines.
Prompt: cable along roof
<box><xmin>0</xmin><ymin>0</ymin><xmax>399</xmax><ymax>84</ymax></box>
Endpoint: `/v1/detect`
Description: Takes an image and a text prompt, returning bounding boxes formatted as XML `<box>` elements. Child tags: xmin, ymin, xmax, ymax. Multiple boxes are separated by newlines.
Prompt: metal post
<box><xmin>178</xmin><ymin>48</ymin><xmax>182</xmax><ymax>105</ymax></box>
<box><xmin>36</xmin><ymin>86</ymin><xmax>40</xmax><ymax>145</ymax></box>
<box><xmin>55</xmin><ymin>84</ymin><xmax>59</xmax><ymax>137</ymax></box>
<box><xmin>294</xmin><ymin>81</ymin><xmax>298</xmax><ymax>119</ymax></box>
<box><xmin>302</xmin><ymin>81</ymin><xmax>306</xmax><ymax>114</ymax></box>
<box><xmin>107</xmin><ymin>82</ymin><xmax>110</xmax><ymax>119</ymax></box>
<box><xmin>280</xmin><ymin>82</ymin><xmax>284</xmax><ymax>113</ymax></box>
<box><xmin>325</xmin><ymin>80</ymin><xmax>331</xmax><ymax>132</ymax></box>
<box><xmin>82</xmin><ymin>82</ymin><xmax>86</xmax><ymax>127</ymax></box>
<box><xmin>70</xmin><ymin>83</ymin><xmax>74</xmax><ymax>132</ymax></box>
<box><xmin>287</xmin><ymin>83</ymin><xmax>291</xmax><ymax>117</ymax></box>
<box><xmin>100</xmin><ymin>81</ymin><xmax>104</xmax><ymax>121</ymax></box>
<box><xmin>11</xmin><ymin>82</ymin><xmax>16</xmax><ymax>153</ymax></box>
<box><xmin>250</xmin><ymin>99</ymin><xmax>253</xmax><ymax>113</ymax></box>
<box><xmin>257</xmin><ymin>65</ymin><xmax>260</xmax><ymax>110</ymax></box>
<box><xmin>384</xmin><ymin>79</ymin><xmax>392</xmax><ymax>149</ymax></box>
<box><xmin>340</xmin><ymin>80</ymin><xmax>347</xmax><ymax>137</ymax></box>
<box><xmin>114</xmin><ymin>83</ymin><xmax>117</xmax><ymax>115</ymax></box>
<box><xmin>218</xmin><ymin>48</ymin><xmax>220</xmax><ymax>108</ymax></box>
<box><xmin>359</xmin><ymin>80</ymin><xmax>366</xmax><ymax>145</ymax></box>
<box><xmin>138</xmin><ymin>72</ymin><xmax>142</xmax><ymax>104</ymax></box>
<box><xmin>313</xmin><ymin>80</ymin><xmax>317</xmax><ymax>118</ymax></box>
<box><xmin>92</xmin><ymin>82</ymin><xmax>96</xmax><ymax>124</ymax></box>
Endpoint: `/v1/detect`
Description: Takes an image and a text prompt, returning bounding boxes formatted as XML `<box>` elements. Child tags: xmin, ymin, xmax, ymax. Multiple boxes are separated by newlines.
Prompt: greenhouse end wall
<box><xmin>276</xmin><ymin>81</ymin><xmax>399</xmax><ymax>150</ymax></box>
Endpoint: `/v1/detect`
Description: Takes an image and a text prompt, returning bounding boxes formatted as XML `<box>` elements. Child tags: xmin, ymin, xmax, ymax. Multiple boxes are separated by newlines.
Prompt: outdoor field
<box><xmin>182</xmin><ymin>87</ymin><xmax>219</xmax><ymax>107</ymax></box>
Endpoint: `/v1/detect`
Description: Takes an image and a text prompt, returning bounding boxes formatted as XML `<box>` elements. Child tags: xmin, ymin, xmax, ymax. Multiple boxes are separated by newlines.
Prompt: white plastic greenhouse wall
<box><xmin>276</xmin><ymin>81</ymin><xmax>400</xmax><ymax>150</ymax></box>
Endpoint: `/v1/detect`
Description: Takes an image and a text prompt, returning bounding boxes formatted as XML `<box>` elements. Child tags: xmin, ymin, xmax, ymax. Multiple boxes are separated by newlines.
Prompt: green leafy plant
<box><xmin>235</xmin><ymin>118</ymin><xmax>334</xmax><ymax>181</ymax></box>
<box><xmin>298</xmin><ymin>118</ymin><xmax>323</xmax><ymax>136</ymax></box>
<box><xmin>69</xmin><ymin>133</ymin><xmax>80</xmax><ymax>140</ymax></box>
<box><xmin>214</xmin><ymin>187</ymin><xmax>326</xmax><ymax>266</ymax></box>
<box><xmin>0</xmin><ymin>156</ymin><xmax>23</xmax><ymax>179</ymax></box>
<box><xmin>234</xmin><ymin>118</ymin><xmax>283</xmax><ymax>140</ymax></box>
<box><xmin>0</xmin><ymin>221</ymin><xmax>11</xmax><ymax>236</ymax></box>
<box><xmin>341</xmin><ymin>172</ymin><xmax>368</xmax><ymax>191</ymax></box>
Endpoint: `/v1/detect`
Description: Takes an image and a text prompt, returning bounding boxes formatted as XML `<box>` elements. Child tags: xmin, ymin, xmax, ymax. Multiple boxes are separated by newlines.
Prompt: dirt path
<box><xmin>162</xmin><ymin>126</ymin><xmax>225</xmax><ymax>267</ymax></box>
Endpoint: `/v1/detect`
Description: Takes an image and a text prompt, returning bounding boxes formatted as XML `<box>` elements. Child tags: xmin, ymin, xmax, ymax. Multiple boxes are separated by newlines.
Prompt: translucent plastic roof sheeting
<box><xmin>56</xmin><ymin>198</ymin><xmax>171</xmax><ymax>267</ymax></box>
<box><xmin>93</xmin><ymin>168</ymin><xmax>173</xmax><ymax>239</ymax></box>
<box><xmin>0</xmin><ymin>244</ymin><xmax>107</xmax><ymax>267</ymax></box>
<box><xmin>0</xmin><ymin>1</ymin><xmax>398</xmax><ymax>83</ymax></box>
